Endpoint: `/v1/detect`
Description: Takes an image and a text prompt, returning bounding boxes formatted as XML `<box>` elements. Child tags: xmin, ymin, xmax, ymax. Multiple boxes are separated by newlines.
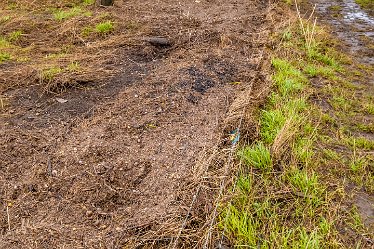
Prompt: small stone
<box><xmin>51</xmin><ymin>170</ymin><xmax>58</xmax><ymax>177</ymax></box>
<box><xmin>56</xmin><ymin>98</ymin><xmax>68</xmax><ymax>103</ymax></box>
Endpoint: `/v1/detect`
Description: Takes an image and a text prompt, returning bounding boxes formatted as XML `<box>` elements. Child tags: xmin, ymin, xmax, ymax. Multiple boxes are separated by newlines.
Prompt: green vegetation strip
<box><xmin>219</xmin><ymin>16</ymin><xmax>373</xmax><ymax>248</ymax></box>
<box><xmin>355</xmin><ymin>0</ymin><xmax>374</xmax><ymax>10</ymax></box>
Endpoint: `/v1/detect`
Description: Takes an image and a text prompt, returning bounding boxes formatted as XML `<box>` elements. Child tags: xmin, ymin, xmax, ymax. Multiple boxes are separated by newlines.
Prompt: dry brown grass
<box><xmin>0</xmin><ymin>0</ymin><xmax>143</xmax><ymax>93</ymax></box>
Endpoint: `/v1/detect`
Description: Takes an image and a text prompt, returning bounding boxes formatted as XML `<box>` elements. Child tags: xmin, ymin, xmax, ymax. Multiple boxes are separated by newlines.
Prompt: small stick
<box><xmin>47</xmin><ymin>157</ymin><xmax>52</xmax><ymax>176</ymax></box>
<box><xmin>6</xmin><ymin>204</ymin><xmax>11</xmax><ymax>231</ymax></box>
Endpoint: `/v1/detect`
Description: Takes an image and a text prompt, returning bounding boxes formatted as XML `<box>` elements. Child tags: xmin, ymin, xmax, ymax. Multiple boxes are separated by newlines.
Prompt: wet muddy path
<box><xmin>310</xmin><ymin>0</ymin><xmax>374</xmax><ymax>67</ymax></box>
<box><xmin>309</xmin><ymin>0</ymin><xmax>374</xmax><ymax>233</ymax></box>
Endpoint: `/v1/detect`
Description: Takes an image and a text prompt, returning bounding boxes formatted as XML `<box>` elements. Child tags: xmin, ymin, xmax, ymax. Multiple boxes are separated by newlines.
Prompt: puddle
<box><xmin>311</xmin><ymin>0</ymin><xmax>374</xmax><ymax>66</ymax></box>
<box><xmin>342</xmin><ymin>0</ymin><xmax>374</xmax><ymax>25</ymax></box>
<box><xmin>355</xmin><ymin>192</ymin><xmax>374</xmax><ymax>230</ymax></box>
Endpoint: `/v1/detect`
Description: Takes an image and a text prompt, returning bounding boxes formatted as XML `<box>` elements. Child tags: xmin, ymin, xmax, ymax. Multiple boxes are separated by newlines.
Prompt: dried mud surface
<box><xmin>0</xmin><ymin>0</ymin><xmax>271</xmax><ymax>247</ymax></box>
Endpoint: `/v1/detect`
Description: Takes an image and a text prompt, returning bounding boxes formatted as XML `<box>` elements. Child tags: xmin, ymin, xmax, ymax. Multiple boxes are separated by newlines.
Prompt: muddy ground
<box><xmin>307</xmin><ymin>0</ymin><xmax>374</xmax><ymax>238</ymax></box>
<box><xmin>309</xmin><ymin>0</ymin><xmax>374</xmax><ymax>67</ymax></box>
<box><xmin>0</xmin><ymin>0</ymin><xmax>272</xmax><ymax>247</ymax></box>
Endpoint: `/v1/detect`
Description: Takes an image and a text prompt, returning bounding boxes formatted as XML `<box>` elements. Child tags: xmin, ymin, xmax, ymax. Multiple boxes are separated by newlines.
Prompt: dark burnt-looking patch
<box><xmin>186</xmin><ymin>93</ymin><xmax>200</xmax><ymax>104</ymax></box>
<box><xmin>204</xmin><ymin>57</ymin><xmax>237</xmax><ymax>82</ymax></box>
<box><xmin>178</xmin><ymin>58</ymin><xmax>238</xmax><ymax>97</ymax></box>
<box><xmin>188</xmin><ymin>67</ymin><xmax>215</xmax><ymax>93</ymax></box>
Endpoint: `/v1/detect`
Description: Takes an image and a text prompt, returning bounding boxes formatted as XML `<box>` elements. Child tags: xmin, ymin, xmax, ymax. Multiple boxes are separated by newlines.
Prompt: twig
<box><xmin>169</xmin><ymin>188</ymin><xmax>201</xmax><ymax>249</ymax></box>
<box><xmin>295</xmin><ymin>0</ymin><xmax>306</xmax><ymax>39</ymax></box>
<box><xmin>6</xmin><ymin>204</ymin><xmax>11</xmax><ymax>231</ymax></box>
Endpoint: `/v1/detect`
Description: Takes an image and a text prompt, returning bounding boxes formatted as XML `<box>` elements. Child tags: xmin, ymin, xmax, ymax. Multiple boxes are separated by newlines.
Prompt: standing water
<box><xmin>311</xmin><ymin>0</ymin><xmax>374</xmax><ymax>65</ymax></box>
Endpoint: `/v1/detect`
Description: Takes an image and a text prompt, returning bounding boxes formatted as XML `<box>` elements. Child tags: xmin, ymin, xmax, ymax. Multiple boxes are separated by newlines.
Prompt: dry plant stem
<box><xmin>6</xmin><ymin>205</ymin><xmax>11</xmax><ymax>231</ymax></box>
<box><xmin>295</xmin><ymin>0</ymin><xmax>317</xmax><ymax>50</ymax></box>
<box><xmin>203</xmin><ymin>123</ymin><xmax>241</xmax><ymax>249</ymax></box>
<box><xmin>170</xmin><ymin>151</ymin><xmax>218</xmax><ymax>249</ymax></box>
<box><xmin>309</xmin><ymin>18</ymin><xmax>317</xmax><ymax>49</ymax></box>
<box><xmin>295</xmin><ymin>0</ymin><xmax>306</xmax><ymax>38</ymax></box>
<box><xmin>203</xmin><ymin>82</ymin><xmax>254</xmax><ymax>249</ymax></box>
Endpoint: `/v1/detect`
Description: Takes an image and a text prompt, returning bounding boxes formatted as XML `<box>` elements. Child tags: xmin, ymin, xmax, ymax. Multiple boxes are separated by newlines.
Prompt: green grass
<box><xmin>53</xmin><ymin>7</ymin><xmax>83</xmax><ymax>21</ymax></box>
<box><xmin>260</xmin><ymin>109</ymin><xmax>287</xmax><ymax>144</ymax></box>
<box><xmin>0</xmin><ymin>52</ymin><xmax>11</xmax><ymax>63</ymax></box>
<box><xmin>271</xmin><ymin>58</ymin><xmax>307</xmax><ymax>96</ymax></box>
<box><xmin>83</xmin><ymin>0</ymin><xmax>95</xmax><ymax>5</ymax></box>
<box><xmin>355</xmin><ymin>0</ymin><xmax>374</xmax><ymax>10</ymax></box>
<box><xmin>81</xmin><ymin>26</ymin><xmax>94</xmax><ymax>36</ymax></box>
<box><xmin>6</xmin><ymin>3</ymin><xmax>17</xmax><ymax>10</ymax></box>
<box><xmin>350</xmin><ymin>156</ymin><xmax>368</xmax><ymax>173</ymax></box>
<box><xmin>329</xmin><ymin>5</ymin><xmax>343</xmax><ymax>11</ymax></box>
<box><xmin>220</xmin><ymin>12</ymin><xmax>374</xmax><ymax>247</ymax></box>
<box><xmin>288</xmin><ymin>169</ymin><xmax>322</xmax><ymax>206</ymax></box>
<box><xmin>221</xmin><ymin>49</ymin><xmax>331</xmax><ymax>246</ymax></box>
<box><xmin>348</xmin><ymin>206</ymin><xmax>365</xmax><ymax>231</ymax></box>
<box><xmin>355</xmin><ymin>123</ymin><xmax>374</xmax><ymax>133</ymax></box>
<box><xmin>294</xmin><ymin>137</ymin><xmax>314</xmax><ymax>164</ymax></box>
<box><xmin>345</xmin><ymin>137</ymin><xmax>374</xmax><ymax>150</ymax></box>
<box><xmin>95</xmin><ymin>21</ymin><xmax>114</xmax><ymax>33</ymax></box>
<box><xmin>221</xmin><ymin>198</ymin><xmax>327</xmax><ymax>248</ymax></box>
<box><xmin>304</xmin><ymin>64</ymin><xmax>336</xmax><ymax>79</ymax></box>
<box><xmin>0</xmin><ymin>37</ymin><xmax>11</xmax><ymax>48</ymax></box>
<box><xmin>306</xmin><ymin>47</ymin><xmax>341</xmax><ymax>70</ymax></box>
<box><xmin>8</xmin><ymin>30</ymin><xmax>23</xmax><ymax>43</ymax></box>
<box><xmin>67</xmin><ymin>61</ymin><xmax>80</xmax><ymax>72</ymax></box>
<box><xmin>0</xmin><ymin>15</ymin><xmax>11</xmax><ymax>23</ymax></box>
<box><xmin>238</xmin><ymin>143</ymin><xmax>272</xmax><ymax>171</ymax></box>
<box><xmin>41</xmin><ymin>66</ymin><xmax>62</xmax><ymax>81</ymax></box>
<box><xmin>364</xmin><ymin>103</ymin><xmax>374</xmax><ymax>115</ymax></box>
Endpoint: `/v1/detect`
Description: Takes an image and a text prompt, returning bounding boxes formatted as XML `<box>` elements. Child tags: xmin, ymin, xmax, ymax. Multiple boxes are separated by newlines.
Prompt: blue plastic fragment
<box><xmin>229</xmin><ymin>128</ymin><xmax>240</xmax><ymax>145</ymax></box>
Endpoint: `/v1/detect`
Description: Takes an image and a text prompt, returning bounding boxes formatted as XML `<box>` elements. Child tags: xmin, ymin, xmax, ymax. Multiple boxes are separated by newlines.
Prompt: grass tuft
<box><xmin>238</xmin><ymin>143</ymin><xmax>272</xmax><ymax>171</ymax></box>
<box><xmin>8</xmin><ymin>30</ymin><xmax>23</xmax><ymax>43</ymax></box>
<box><xmin>41</xmin><ymin>66</ymin><xmax>62</xmax><ymax>81</ymax></box>
<box><xmin>83</xmin><ymin>0</ymin><xmax>95</xmax><ymax>5</ymax></box>
<box><xmin>53</xmin><ymin>7</ymin><xmax>83</xmax><ymax>21</ymax></box>
<box><xmin>0</xmin><ymin>52</ymin><xmax>11</xmax><ymax>63</ymax></box>
<box><xmin>95</xmin><ymin>21</ymin><xmax>114</xmax><ymax>34</ymax></box>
